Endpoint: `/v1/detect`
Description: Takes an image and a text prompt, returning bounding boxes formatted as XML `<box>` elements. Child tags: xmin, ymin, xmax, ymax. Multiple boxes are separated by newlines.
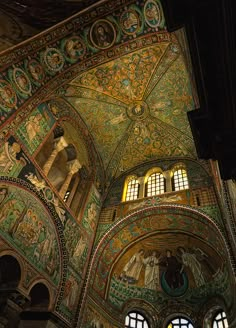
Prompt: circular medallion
<box><xmin>90</xmin><ymin>19</ymin><xmax>116</xmax><ymax>50</ymax></box>
<box><xmin>27</xmin><ymin>59</ymin><xmax>45</xmax><ymax>83</ymax></box>
<box><xmin>127</xmin><ymin>101</ymin><xmax>149</xmax><ymax>121</ymax></box>
<box><xmin>0</xmin><ymin>79</ymin><xmax>17</xmax><ymax>109</ymax></box>
<box><xmin>43</xmin><ymin>48</ymin><xmax>65</xmax><ymax>72</ymax></box>
<box><xmin>144</xmin><ymin>0</ymin><xmax>163</xmax><ymax>28</ymax></box>
<box><xmin>120</xmin><ymin>9</ymin><xmax>140</xmax><ymax>35</ymax></box>
<box><xmin>13</xmin><ymin>68</ymin><xmax>32</xmax><ymax>95</ymax></box>
<box><xmin>63</xmin><ymin>36</ymin><xmax>86</xmax><ymax>63</ymax></box>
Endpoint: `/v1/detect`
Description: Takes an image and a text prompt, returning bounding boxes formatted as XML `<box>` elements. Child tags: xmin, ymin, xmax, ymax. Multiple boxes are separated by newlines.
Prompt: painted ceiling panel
<box><xmin>71</xmin><ymin>44</ymin><xmax>170</xmax><ymax>104</ymax></box>
<box><xmin>147</xmin><ymin>56</ymin><xmax>194</xmax><ymax>135</ymax></box>
<box><xmin>65</xmin><ymin>35</ymin><xmax>196</xmax><ymax>180</ymax></box>
<box><xmin>115</xmin><ymin>116</ymin><xmax>195</xmax><ymax>175</ymax></box>
<box><xmin>67</xmin><ymin>97</ymin><xmax>130</xmax><ymax>169</ymax></box>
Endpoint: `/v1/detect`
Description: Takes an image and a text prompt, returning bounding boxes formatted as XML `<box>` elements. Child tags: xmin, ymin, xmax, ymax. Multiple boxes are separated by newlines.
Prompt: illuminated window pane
<box><xmin>125</xmin><ymin>312</ymin><xmax>149</xmax><ymax>328</ymax></box>
<box><xmin>167</xmin><ymin>317</ymin><xmax>194</xmax><ymax>328</ymax></box>
<box><xmin>213</xmin><ymin>311</ymin><xmax>229</xmax><ymax>328</ymax></box>
<box><xmin>173</xmin><ymin>169</ymin><xmax>189</xmax><ymax>191</ymax></box>
<box><xmin>126</xmin><ymin>179</ymin><xmax>140</xmax><ymax>201</ymax></box>
<box><xmin>146</xmin><ymin>172</ymin><xmax>165</xmax><ymax>197</ymax></box>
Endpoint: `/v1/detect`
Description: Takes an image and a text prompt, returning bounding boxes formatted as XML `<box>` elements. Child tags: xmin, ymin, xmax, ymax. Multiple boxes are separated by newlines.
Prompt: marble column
<box><xmin>42</xmin><ymin>137</ymin><xmax>68</xmax><ymax>176</ymax></box>
<box><xmin>59</xmin><ymin>159</ymin><xmax>81</xmax><ymax>199</ymax></box>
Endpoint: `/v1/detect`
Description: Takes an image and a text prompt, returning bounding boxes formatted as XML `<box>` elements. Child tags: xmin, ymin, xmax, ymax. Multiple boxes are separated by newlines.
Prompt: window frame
<box><xmin>145</xmin><ymin>171</ymin><xmax>166</xmax><ymax>197</ymax></box>
<box><xmin>123</xmin><ymin>176</ymin><xmax>140</xmax><ymax>202</ymax></box>
<box><xmin>166</xmin><ymin>316</ymin><xmax>194</xmax><ymax>328</ymax></box>
<box><xmin>212</xmin><ymin>310</ymin><xmax>229</xmax><ymax>328</ymax></box>
<box><xmin>125</xmin><ymin>311</ymin><xmax>150</xmax><ymax>328</ymax></box>
<box><xmin>172</xmin><ymin>166</ymin><xmax>189</xmax><ymax>191</ymax></box>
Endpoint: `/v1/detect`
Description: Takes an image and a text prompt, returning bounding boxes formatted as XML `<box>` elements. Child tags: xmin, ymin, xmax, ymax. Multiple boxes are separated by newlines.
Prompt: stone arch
<box><xmin>27</xmin><ymin>279</ymin><xmax>54</xmax><ymax>311</ymax></box>
<box><xmin>28</xmin><ymin>281</ymin><xmax>50</xmax><ymax>311</ymax></box>
<box><xmin>0</xmin><ymin>254</ymin><xmax>21</xmax><ymax>289</ymax></box>
<box><xmin>0</xmin><ymin>250</ymin><xmax>25</xmax><ymax>288</ymax></box>
<box><xmin>0</xmin><ymin>177</ymin><xmax>67</xmax><ymax>312</ymax></box>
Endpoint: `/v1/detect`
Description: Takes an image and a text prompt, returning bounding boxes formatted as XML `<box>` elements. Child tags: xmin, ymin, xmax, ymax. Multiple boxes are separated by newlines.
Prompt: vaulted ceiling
<box><xmin>64</xmin><ymin>33</ymin><xmax>196</xmax><ymax>179</ymax></box>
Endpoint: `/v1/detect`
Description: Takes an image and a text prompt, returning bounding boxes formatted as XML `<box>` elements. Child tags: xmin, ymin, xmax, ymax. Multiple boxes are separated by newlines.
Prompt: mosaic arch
<box><xmin>0</xmin><ymin>178</ymin><xmax>68</xmax><ymax>314</ymax></box>
<box><xmin>0</xmin><ymin>0</ymin><xmax>196</xmax><ymax>188</ymax></box>
<box><xmin>0</xmin><ymin>0</ymin><xmax>169</xmax><ymax>132</ymax></box>
<box><xmin>89</xmin><ymin>205</ymin><xmax>231</xmax><ymax>303</ymax></box>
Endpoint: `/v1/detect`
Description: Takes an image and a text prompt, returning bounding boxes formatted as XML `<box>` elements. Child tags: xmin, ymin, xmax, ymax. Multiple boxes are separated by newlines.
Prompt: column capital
<box><xmin>67</xmin><ymin>159</ymin><xmax>82</xmax><ymax>175</ymax></box>
<box><xmin>55</xmin><ymin>136</ymin><xmax>68</xmax><ymax>152</ymax></box>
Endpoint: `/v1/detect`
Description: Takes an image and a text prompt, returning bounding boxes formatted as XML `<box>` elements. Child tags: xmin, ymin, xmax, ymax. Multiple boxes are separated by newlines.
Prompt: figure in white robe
<box><xmin>179</xmin><ymin>247</ymin><xmax>205</xmax><ymax>287</ymax></box>
<box><xmin>143</xmin><ymin>250</ymin><xmax>160</xmax><ymax>290</ymax></box>
<box><xmin>122</xmin><ymin>249</ymin><xmax>145</xmax><ymax>283</ymax></box>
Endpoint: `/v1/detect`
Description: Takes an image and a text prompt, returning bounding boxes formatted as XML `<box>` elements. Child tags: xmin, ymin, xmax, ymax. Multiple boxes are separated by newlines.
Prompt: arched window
<box><xmin>212</xmin><ymin>311</ymin><xmax>229</xmax><ymax>328</ymax></box>
<box><xmin>172</xmin><ymin>168</ymin><xmax>189</xmax><ymax>191</ymax></box>
<box><xmin>167</xmin><ymin>317</ymin><xmax>194</xmax><ymax>328</ymax></box>
<box><xmin>125</xmin><ymin>312</ymin><xmax>149</xmax><ymax>328</ymax></box>
<box><xmin>145</xmin><ymin>172</ymin><xmax>166</xmax><ymax>197</ymax></box>
<box><xmin>125</xmin><ymin>178</ymin><xmax>140</xmax><ymax>201</ymax></box>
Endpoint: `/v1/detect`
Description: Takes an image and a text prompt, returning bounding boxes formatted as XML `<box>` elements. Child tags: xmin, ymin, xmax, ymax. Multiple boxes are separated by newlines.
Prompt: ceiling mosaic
<box><xmin>66</xmin><ymin>38</ymin><xmax>196</xmax><ymax>179</ymax></box>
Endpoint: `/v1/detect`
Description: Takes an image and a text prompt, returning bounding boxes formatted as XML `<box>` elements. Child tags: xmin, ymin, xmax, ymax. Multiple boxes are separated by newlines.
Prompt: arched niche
<box><xmin>28</xmin><ymin>282</ymin><xmax>50</xmax><ymax>311</ymax></box>
<box><xmin>88</xmin><ymin>205</ymin><xmax>234</xmax><ymax>321</ymax></box>
<box><xmin>0</xmin><ymin>255</ymin><xmax>21</xmax><ymax>289</ymax></box>
<box><xmin>34</xmin><ymin>115</ymin><xmax>93</xmax><ymax>215</ymax></box>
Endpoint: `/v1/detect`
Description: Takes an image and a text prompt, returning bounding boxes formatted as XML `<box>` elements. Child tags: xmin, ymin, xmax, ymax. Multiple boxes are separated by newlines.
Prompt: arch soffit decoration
<box><xmin>48</xmin><ymin>97</ymin><xmax>103</xmax><ymax>177</ymax></box>
<box><xmin>0</xmin><ymin>178</ymin><xmax>67</xmax><ymax>312</ymax></box>
<box><xmin>88</xmin><ymin>204</ymin><xmax>232</xmax><ymax>298</ymax></box>
<box><xmin>0</xmin><ymin>0</ymin><xmax>174</xmax><ymax>140</ymax></box>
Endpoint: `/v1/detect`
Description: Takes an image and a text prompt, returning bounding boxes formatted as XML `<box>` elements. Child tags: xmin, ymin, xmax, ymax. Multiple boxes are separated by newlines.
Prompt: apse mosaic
<box><xmin>91</xmin><ymin>207</ymin><xmax>227</xmax><ymax>298</ymax></box>
<box><xmin>108</xmin><ymin>233</ymin><xmax>227</xmax><ymax>309</ymax></box>
<box><xmin>0</xmin><ymin>183</ymin><xmax>61</xmax><ymax>285</ymax></box>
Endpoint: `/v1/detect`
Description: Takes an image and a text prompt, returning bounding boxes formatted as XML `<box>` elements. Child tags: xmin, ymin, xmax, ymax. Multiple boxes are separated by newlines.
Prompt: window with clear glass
<box><xmin>213</xmin><ymin>311</ymin><xmax>229</xmax><ymax>328</ymax></box>
<box><xmin>167</xmin><ymin>317</ymin><xmax>194</xmax><ymax>328</ymax></box>
<box><xmin>125</xmin><ymin>179</ymin><xmax>140</xmax><ymax>201</ymax></box>
<box><xmin>172</xmin><ymin>169</ymin><xmax>189</xmax><ymax>191</ymax></box>
<box><xmin>146</xmin><ymin>172</ymin><xmax>166</xmax><ymax>197</ymax></box>
<box><xmin>125</xmin><ymin>312</ymin><xmax>149</xmax><ymax>328</ymax></box>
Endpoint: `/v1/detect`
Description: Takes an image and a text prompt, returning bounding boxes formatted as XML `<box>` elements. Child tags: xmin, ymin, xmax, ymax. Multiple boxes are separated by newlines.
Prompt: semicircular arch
<box><xmin>89</xmin><ymin>204</ymin><xmax>233</xmax><ymax>301</ymax></box>
<box><xmin>0</xmin><ymin>177</ymin><xmax>67</xmax><ymax>311</ymax></box>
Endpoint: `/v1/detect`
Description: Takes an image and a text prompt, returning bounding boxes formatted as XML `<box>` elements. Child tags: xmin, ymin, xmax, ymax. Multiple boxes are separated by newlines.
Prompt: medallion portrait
<box><xmin>0</xmin><ymin>80</ymin><xmax>17</xmax><ymax>110</ymax></box>
<box><xmin>120</xmin><ymin>9</ymin><xmax>140</xmax><ymax>35</ymax></box>
<box><xmin>90</xmin><ymin>19</ymin><xmax>116</xmax><ymax>50</ymax></box>
<box><xmin>144</xmin><ymin>0</ymin><xmax>163</xmax><ymax>28</ymax></box>
<box><xmin>63</xmin><ymin>36</ymin><xmax>86</xmax><ymax>63</ymax></box>
<box><xmin>43</xmin><ymin>47</ymin><xmax>65</xmax><ymax>72</ymax></box>
<box><xmin>27</xmin><ymin>59</ymin><xmax>45</xmax><ymax>83</ymax></box>
<box><xmin>13</xmin><ymin>68</ymin><xmax>32</xmax><ymax>96</ymax></box>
